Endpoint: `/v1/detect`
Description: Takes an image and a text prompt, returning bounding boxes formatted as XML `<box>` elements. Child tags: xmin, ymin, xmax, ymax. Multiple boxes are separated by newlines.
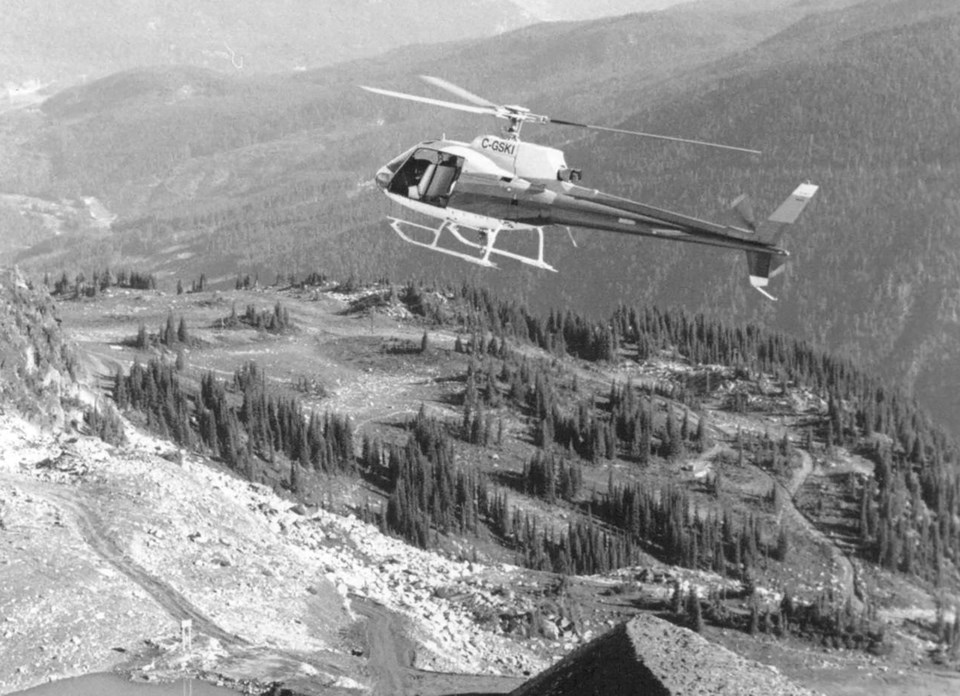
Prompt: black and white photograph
<box><xmin>1</xmin><ymin>1</ymin><xmax>959</xmax><ymax>694</ymax></box>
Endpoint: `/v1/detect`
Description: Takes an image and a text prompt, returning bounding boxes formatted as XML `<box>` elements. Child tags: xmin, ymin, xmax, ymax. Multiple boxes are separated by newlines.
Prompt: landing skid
<box><xmin>388</xmin><ymin>217</ymin><xmax>557</xmax><ymax>272</ymax></box>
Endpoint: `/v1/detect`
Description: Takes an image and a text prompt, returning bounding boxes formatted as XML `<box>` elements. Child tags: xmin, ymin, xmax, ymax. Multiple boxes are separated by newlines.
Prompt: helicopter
<box><xmin>361</xmin><ymin>76</ymin><xmax>818</xmax><ymax>300</ymax></box>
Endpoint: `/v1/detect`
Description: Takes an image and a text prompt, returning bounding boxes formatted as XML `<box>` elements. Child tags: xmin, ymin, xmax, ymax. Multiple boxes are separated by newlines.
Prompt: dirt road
<box><xmin>353</xmin><ymin>596</ymin><xmax>414</xmax><ymax>696</ymax></box>
<box><xmin>350</xmin><ymin>595</ymin><xmax>521</xmax><ymax>696</ymax></box>
<box><xmin>777</xmin><ymin>450</ymin><xmax>862</xmax><ymax>613</ymax></box>
<box><xmin>14</xmin><ymin>475</ymin><xmax>249</xmax><ymax>647</ymax></box>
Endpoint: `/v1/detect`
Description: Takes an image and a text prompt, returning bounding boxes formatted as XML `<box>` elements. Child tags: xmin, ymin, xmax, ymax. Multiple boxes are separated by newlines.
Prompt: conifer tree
<box><xmin>135</xmin><ymin>323</ymin><xmax>148</xmax><ymax>350</ymax></box>
<box><xmin>688</xmin><ymin>589</ymin><xmax>704</xmax><ymax>633</ymax></box>
<box><xmin>776</xmin><ymin>525</ymin><xmax>790</xmax><ymax>561</ymax></box>
<box><xmin>163</xmin><ymin>313</ymin><xmax>176</xmax><ymax>346</ymax></box>
<box><xmin>696</xmin><ymin>413</ymin><xmax>709</xmax><ymax>451</ymax></box>
<box><xmin>670</xmin><ymin>580</ymin><xmax>683</xmax><ymax>615</ymax></box>
<box><xmin>177</xmin><ymin>316</ymin><xmax>189</xmax><ymax>344</ymax></box>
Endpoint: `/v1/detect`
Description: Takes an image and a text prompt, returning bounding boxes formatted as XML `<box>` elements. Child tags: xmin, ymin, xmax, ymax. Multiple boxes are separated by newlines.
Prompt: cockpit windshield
<box><xmin>387</xmin><ymin>148</ymin><xmax>463</xmax><ymax>208</ymax></box>
<box><xmin>383</xmin><ymin>146</ymin><xmax>417</xmax><ymax>175</ymax></box>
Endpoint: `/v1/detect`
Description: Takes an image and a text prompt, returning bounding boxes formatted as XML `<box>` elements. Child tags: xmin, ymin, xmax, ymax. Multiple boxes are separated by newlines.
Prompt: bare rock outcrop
<box><xmin>511</xmin><ymin>614</ymin><xmax>817</xmax><ymax>696</ymax></box>
<box><xmin>0</xmin><ymin>267</ymin><xmax>82</xmax><ymax>427</ymax></box>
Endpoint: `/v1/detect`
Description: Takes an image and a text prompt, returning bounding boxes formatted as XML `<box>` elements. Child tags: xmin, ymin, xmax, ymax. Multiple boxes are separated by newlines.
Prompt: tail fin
<box><xmin>745</xmin><ymin>183</ymin><xmax>818</xmax><ymax>300</ymax></box>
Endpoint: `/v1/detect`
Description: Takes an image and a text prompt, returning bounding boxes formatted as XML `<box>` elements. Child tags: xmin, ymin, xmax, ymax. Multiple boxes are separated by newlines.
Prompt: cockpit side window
<box><xmin>388</xmin><ymin>149</ymin><xmax>435</xmax><ymax>198</ymax></box>
<box><xmin>389</xmin><ymin>148</ymin><xmax>462</xmax><ymax>207</ymax></box>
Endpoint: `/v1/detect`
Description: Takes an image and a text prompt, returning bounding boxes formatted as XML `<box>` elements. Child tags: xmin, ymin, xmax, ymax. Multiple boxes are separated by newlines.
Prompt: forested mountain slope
<box><xmin>0</xmin><ymin>0</ymin><xmax>709</xmax><ymax>87</ymax></box>
<box><xmin>5</xmin><ymin>0</ymin><xmax>960</xmax><ymax>437</ymax></box>
<box><xmin>0</xmin><ymin>0</ymin><xmax>531</xmax><ymax>84</ymax></box>
<box><xmin>584</xmin><ymin>0</ymin><xmax>960</xmax><ymax>428</ymax></box>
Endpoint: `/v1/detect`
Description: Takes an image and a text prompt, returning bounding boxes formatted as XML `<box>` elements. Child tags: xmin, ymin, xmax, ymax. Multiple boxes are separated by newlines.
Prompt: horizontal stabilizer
<box><xmin>761</xmin><ymin>183</ymin><xmax>819</xmax><ymax>239</ymax></box>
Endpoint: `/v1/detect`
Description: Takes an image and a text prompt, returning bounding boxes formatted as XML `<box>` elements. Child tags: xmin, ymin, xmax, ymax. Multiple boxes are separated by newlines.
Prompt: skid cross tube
<box><xmin>388</xmin><ymin>217</ymin><xmax>557</xmax><ymax>271</ymax></box>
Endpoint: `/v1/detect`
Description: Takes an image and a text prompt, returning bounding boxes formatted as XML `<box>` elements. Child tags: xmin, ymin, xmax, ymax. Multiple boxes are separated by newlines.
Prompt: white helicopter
<box><xmin>362</xmin><ymin>76</ymin><xmax>818</xmax><ymax>299</ymax></box>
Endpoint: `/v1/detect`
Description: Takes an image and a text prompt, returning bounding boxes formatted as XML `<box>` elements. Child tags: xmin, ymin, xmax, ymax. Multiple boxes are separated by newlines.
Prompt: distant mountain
<box><xmin>1</xmin><ymin>0</ymin><xmax>699</xmax><ymax>89</ymax></box>
<box><xmin>6</xmin><ymin>0</ymin><xmax>960</xmax><ymax>438</ymax></box>
<box><xmin>513</xmin><ymin>0</ymin><xmax>682</xmax><ymax>21</ymax></box>
<box><xmin>0</xmin><ymin>0</ymin><xmax>531</xmax><ymax>85</ymax></box>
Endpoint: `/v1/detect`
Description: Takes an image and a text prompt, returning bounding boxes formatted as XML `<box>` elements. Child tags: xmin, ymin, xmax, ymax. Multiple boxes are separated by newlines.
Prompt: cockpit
<box><xmin>377</xmin><ymin>146</ymin><xmax>464</xmax><ymax>208</ymax></box>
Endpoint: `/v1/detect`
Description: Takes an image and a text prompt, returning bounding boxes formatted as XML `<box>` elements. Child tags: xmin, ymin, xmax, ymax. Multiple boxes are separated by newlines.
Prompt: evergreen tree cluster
<box><xmin>364</xmin><ymin>409</ymin><xmax>638</xmax><ymax>575</ymax></box>
<box><xmin>112</xmin><ymin>358</ymin><xmax>355</xmax><ymax>492</ymax></box>
<box><xmin>521</xmin><ymin>451</ymin><xmax>582</xmax><ymax>503</ymax></box>
<box><xmin>235</xmin><ymin>273</ymin><xmax>259</xmax><ymax>290</ymax></box>
<box><xmin>592</xmin><ymin>478</ymin><xmax>775</xmax><ymax>579</ymax></box>
<box><xmin>132</xmin><ymin>313</ymin><xmax>191</xmax><ymax>349</ymax></box>
<box><xmin>227</xmin><ymin>362</ymin><xmax>355</xmax><ymax>479</ymax></box>
<box><xmin>113</xmin><ymin>359</ymin><xmax>193</xmax><ymax>446</ymax></box>
<box><xmin>220</xmin><ymin>301</ymin><xmax>294</xmax><ymax>332</ymax></box>
<box><xmin>751</xmin><ymin>430</ymin><xmax>794</xmax><ymax>475</ymax></box>
<box><xmin>769</xmin><ymin>590</ymin><xmax>888</xmax><ymax>652</ymax></box>
<box><xmin>512</xmin><ymin>365</ymin><xmax>706</xmax><ymax>465</ymax></box>
<box><xmin>934</xmin><ymin>602</ymin><xmax>960</xmax><ymax>662</ymax></box>
<box><xmin>454</xmin><ymin>284</ymin><xmax>618</xmax><ymax>362</ymax></box>
<box><xmin>48</xmin><ymin>268</ymin><xmax>157</xmax><ymax>298</ymax></box>
<box><xmin>185</xmin><ymin>274</ymin><xmax>207</xmax><ymax>294</ymax></box>
<box><xmin>450</xmin><ymin>282</ymin><xmax>960</xmax><ymax>585</ymax></box>
<box><xmin>371</xmin><ymin>408</ymin><xmax>484</xmax><ymax>548</ymax></box>
<box><xmin>511</xmin><ymin>513</ymin><xmax>640</xmax><ymax>576</ymax></box>
<box><xmin>484</xmin><ymin>488</ymin><xmax>640</xmax><ymax>575</ymax></box>
<box><xmin>667</xmin><ymin>581</ymin><xmax>888</xmax><ymax>653</ymax></box>
<box><xmin>83</xmin><ymin>401</ymin><xmax>126</xmax><ymax>446</ymax></box>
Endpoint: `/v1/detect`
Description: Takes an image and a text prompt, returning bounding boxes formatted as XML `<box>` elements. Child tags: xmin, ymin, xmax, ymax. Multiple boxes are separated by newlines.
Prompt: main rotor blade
<box><xmin>549</xmin><ymin>117</ymin><xmax>761</xmax><ymax>155</ymax></box>
<box><xmin>360</xmin><ymin>85</ymin><xmax>495</xmax><ymax>116</ymax></box>
<box><xmin>419</xmin><ymin>75</ymin><xmax>498</xmax><ymax>108</ymax></box>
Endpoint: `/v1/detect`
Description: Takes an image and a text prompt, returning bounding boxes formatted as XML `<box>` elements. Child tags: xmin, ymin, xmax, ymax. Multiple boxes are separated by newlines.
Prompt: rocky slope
<box><xmin>511</xmin><ymin>614</ymin><xmax>817</xmax><ymax>696</ymax></box>
<box><xmin>0</xmin><ymin>268</ymin><xmax>83</xmax><ymax>429</ymax></box>
<box><xmin>0</xmin><ymin>409</ymin><xmax>548</xmax><ymax>694</ymax></box>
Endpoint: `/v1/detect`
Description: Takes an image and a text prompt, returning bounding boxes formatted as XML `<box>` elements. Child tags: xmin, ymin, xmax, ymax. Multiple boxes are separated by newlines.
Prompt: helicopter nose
<box><xmin>375</xmin><ymin>167</ymin><xmax>392</xmax><ymax>190</ymax></box>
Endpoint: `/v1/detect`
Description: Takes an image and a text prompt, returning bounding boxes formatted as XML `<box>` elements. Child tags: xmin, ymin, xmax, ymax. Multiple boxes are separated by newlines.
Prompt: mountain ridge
<box><xmin>0</xmin><ymin>0</ymin><xmax>701</xmax><ymax>88</ymax></box>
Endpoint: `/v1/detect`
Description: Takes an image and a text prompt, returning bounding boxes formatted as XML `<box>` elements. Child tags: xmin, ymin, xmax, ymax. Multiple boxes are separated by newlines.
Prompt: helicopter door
<box><xmin>389</xmin><ymin>149</ymin><xmax>463</xmax><ymax>208</ymax></box>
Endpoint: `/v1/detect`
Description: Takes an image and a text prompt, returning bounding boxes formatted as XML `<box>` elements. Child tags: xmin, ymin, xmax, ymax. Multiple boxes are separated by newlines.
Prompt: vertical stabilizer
<box><xmin>745</xmin><ymin>183</ymin><xmax>818</xmax><ymax>299</ymax></box>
